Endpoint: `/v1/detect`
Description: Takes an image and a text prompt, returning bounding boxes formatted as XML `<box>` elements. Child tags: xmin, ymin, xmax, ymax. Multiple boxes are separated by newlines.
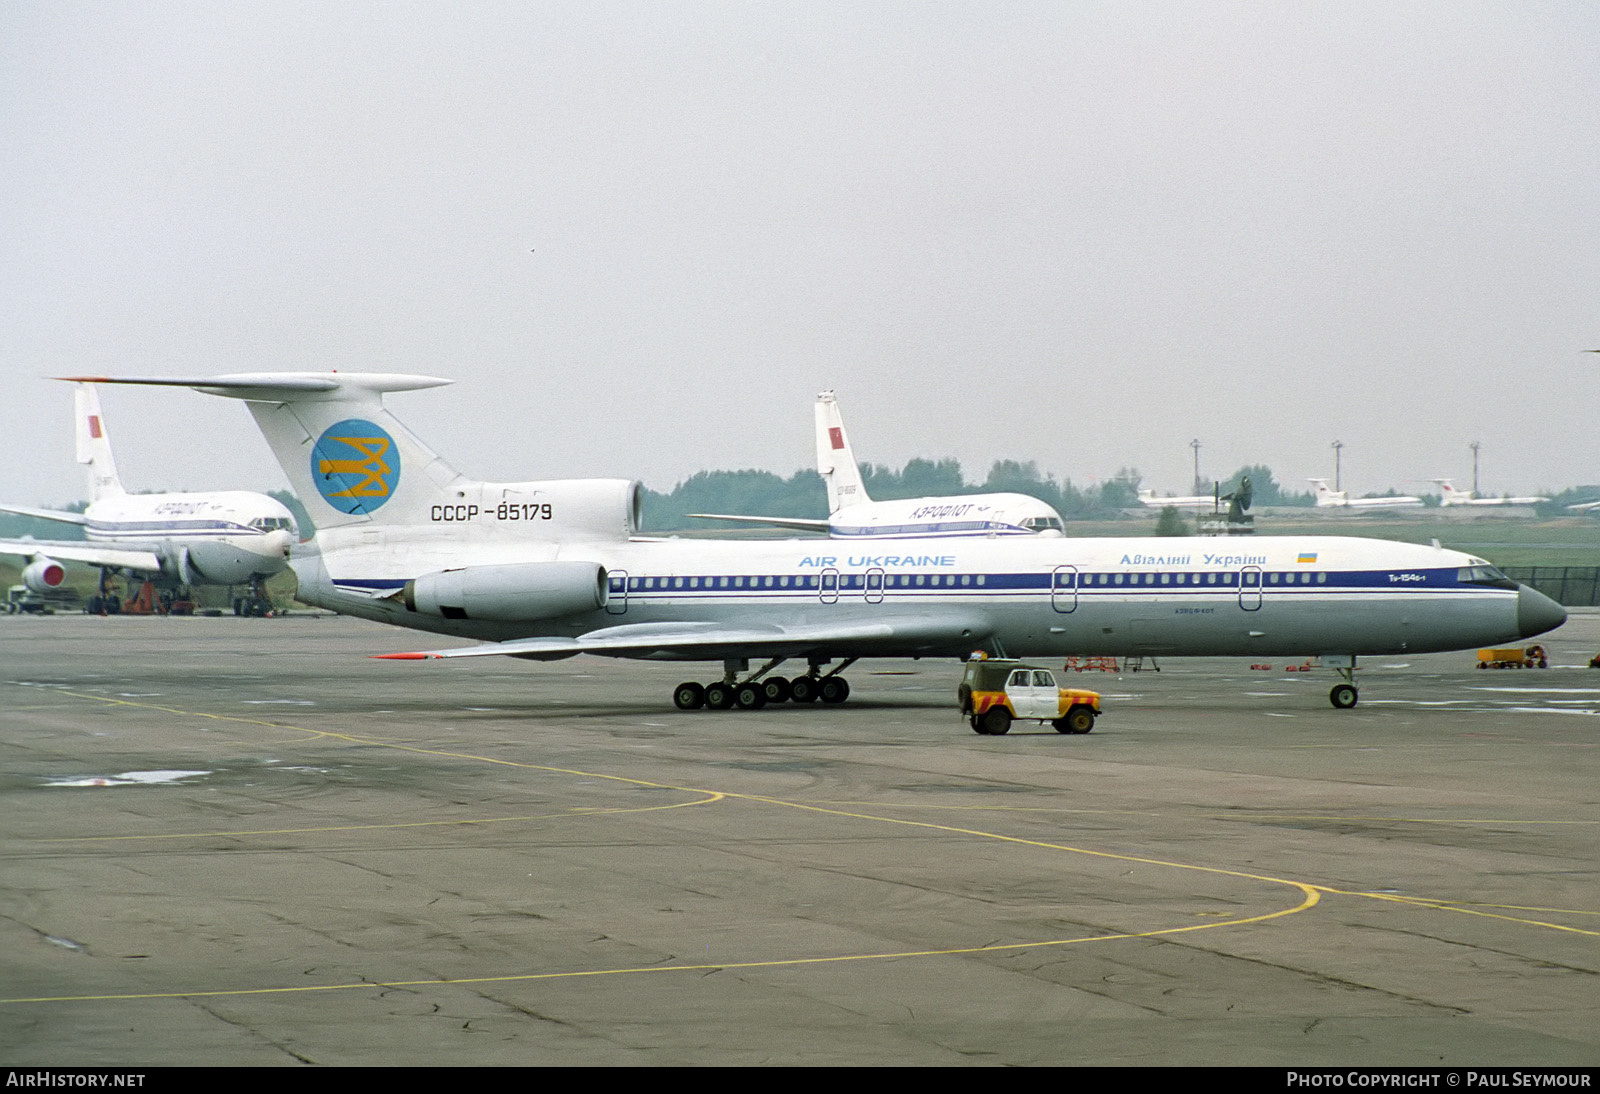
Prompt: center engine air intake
<box><xmin>403</xmin><ymin>561</ymin><xmax>608</xmax><ymax>622</ymax></box>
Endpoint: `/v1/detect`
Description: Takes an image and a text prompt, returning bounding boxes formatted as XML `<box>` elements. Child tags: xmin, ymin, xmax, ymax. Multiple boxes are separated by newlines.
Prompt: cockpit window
<box><xmin>1457</xmin><ymin>565</ymin><xmax>1516</xmax><ymax>589</ymax></box>
<box><xmin>249</xmin><ymin>516</ymin><xmax>298</xmax><ymax>534</ymax></box>
<box><xmin>1023</xmin><ymin>517</ymin><xmax>1065</xmax><ymax>533</ymax></box>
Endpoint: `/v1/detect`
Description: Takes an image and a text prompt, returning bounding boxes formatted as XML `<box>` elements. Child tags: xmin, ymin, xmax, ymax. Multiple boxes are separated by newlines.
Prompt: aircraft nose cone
<box><xmin>1517</xmin><ymin>585</ymin><xmax>1566</xmax><ymax>639</ymax></box>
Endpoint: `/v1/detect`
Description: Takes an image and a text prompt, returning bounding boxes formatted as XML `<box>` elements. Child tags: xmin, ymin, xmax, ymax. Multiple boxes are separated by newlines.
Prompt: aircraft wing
<box><xmin>0</xmin><ymin>538</ymin><xmax>162</xmax><ymax>573</ymax></box>
<box><xmin>687</xmin><ymin>513</ymin><xmax>831</xmax><ymax>533</ymax></box>
<box><xmin>0</xmin><ymin>503</ymin><xmax>89</xmax><ymax>526</ymax></box>
<box><xmin>375</xmin><ymin>613</ymin><xmax>993</xmax><ymax>663</ymax></box>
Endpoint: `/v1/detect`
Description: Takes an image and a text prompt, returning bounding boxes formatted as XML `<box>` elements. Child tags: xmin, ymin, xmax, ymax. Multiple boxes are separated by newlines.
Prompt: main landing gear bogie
<box><xmin>673</xmin><ymin>659</ymin><xmax>854</xmax><ymax>712</ymax></box>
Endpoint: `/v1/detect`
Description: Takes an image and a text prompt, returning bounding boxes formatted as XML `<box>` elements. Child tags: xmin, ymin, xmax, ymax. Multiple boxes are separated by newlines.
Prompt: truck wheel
<box><xmin>980</xmin><ymin>707</ymin><xmax>1012</xmax><ymax>736</ymax></box>
<box><xmin>1055</xmin><ymin>705</ymin><xmax>1095</xmax><ymax>734</ymax></box>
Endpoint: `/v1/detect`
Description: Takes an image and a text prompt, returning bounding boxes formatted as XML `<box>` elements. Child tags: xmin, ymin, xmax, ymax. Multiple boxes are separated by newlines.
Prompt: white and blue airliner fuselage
<box><xmin>72</xmin><ymin>371</ymin><xmax>1565</xmax><ymax>711</ymax></box>
<box><xmin>296</xmin><ymin>529</ymin><xmax>1557</xmax><ymax>664</ymax></box>
<box><xmin>77</xmin><ymin>490</ymin><xmax>297</xmax><ymax>585</ymax></box>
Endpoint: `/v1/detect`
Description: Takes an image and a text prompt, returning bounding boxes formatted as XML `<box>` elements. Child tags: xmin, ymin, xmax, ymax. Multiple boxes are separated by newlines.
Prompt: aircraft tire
<box><xmin>705</xmin><ymin>683</ymin><xmax>735</xmax><ymax>710</ymax></box>
<box><xmin>789</xmin><ymin>677</ymin><xmax>819</xmax><ymax>704</ymax></box>
<box><xmin>761</xmin><ymin>676</ymin><xmax>792</xmax><ymax>703</ymax></box>
<box><xmin>1330</xmin><ymin>683</ymin><xmax>1358</xmax><ymax>709</ymax></box>
<box><xmin>673</xmin><ymin>682</ymin><xmax>706</xmax><ymax>710</ymax></box>
<box><xmin>980</xmin><ymin>707</ymin><xmax>1012</xmax><ymax>736</ymax></box>
<box><xmin>734</xmin><ymin>683</ymin><xmax>767</xmax><ymax>710</ymax></box>
<box><xmin>819</xmin><ymin>677</ymin><xmax>850</xmax><ymax>704</ymax></box>
<box><xmin>1055</xmin><ymin>705</ymin><xmax>1096</xmax><ymax>734</ymax></box>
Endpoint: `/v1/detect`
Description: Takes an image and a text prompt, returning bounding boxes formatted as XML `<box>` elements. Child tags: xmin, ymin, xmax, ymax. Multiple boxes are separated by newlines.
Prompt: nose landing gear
<box><xmin>1327</xmin><ymin>656</ymin><xmax>1359</xmax><ymax>709</ymax></box>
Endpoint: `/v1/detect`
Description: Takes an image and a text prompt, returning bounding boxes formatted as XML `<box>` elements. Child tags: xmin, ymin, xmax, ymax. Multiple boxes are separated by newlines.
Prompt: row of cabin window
<box><xmin>1072</xmin><ymin>571</ymin><xmax>1330</xmax><ymax>587</ymax></box>
<box><xmin>615</xmin><ymin>570</ymin><xmax>1334</xmax><ymax>592</ymax></box>
<box><xmin>618</xmin><ymin>573</ymin><xmax>984</xmax><ymax>591</ymax></box>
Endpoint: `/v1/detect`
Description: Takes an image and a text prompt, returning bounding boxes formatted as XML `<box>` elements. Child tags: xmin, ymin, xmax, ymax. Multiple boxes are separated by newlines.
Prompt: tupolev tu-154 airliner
<box><xmin>66</xmin><ymin>372</ymin><xmax>1566</xmax><ymax>713</ymax></box>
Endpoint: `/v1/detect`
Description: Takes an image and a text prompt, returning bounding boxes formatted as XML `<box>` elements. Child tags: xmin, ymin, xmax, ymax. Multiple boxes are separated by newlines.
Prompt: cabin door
<box><xmin>1051</xmin><ymin>566</ymin><xmax>1079</xmax><ymax>613</ymax></box>
<box><xmin>1238</xmin><ymin>566</ymin><xmax>1263</xmax><ymax>611</ymax></box>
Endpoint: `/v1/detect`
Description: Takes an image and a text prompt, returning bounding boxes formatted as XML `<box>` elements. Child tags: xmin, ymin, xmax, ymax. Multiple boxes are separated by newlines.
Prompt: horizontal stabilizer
<box><xmin>687</xmin><ymin>513</ymin><xmax>831</xmax><ymax>533</ymax></box>
<box><xmin>56</xmin><ymin>373</ymin><xmax>452</xmax><ymax>402</ymax></box>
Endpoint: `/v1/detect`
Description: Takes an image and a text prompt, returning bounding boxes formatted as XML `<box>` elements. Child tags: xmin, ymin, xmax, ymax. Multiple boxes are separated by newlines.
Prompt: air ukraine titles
<box><xmin>799</xmin><ymin>555</ymin><xmax>955</xmax><ymax>568</ymax></box>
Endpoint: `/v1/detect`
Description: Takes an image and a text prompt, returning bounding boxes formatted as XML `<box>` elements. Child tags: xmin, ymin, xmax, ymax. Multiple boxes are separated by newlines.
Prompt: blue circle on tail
<box><xmin>312</xmin><ymin>419</ymin><xmax>400</xmax><ymax>514</ymax></box>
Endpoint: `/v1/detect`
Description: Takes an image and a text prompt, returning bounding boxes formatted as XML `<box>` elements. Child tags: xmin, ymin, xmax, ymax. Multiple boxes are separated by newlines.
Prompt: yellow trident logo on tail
<box><xmin>318</xmin><ymin>436</ymin><xmax>392</xmax><ymax>498</ymax></box>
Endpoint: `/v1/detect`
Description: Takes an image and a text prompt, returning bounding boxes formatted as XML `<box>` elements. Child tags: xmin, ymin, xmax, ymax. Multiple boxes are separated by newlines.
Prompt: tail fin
<box><xmin>59</xmin><ymin>373</ymin><xmax>458</xmax><ymax>530</ymax></box>
<box><xmin>814</xmin><ymin>390</ymin><xmax>869</xmax><ymax>514</ymax></box>
<box><xmin>74</xmin><ymin>384</ymin><xmax>125</xmax><ymax>501</ymax></box>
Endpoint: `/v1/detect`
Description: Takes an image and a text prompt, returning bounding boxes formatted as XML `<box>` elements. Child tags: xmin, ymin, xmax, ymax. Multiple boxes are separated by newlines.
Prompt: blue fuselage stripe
<box><xmin>333</xmin><ymin>567</ymin><xmax>1501</xmax><ymax>598</ymax></box>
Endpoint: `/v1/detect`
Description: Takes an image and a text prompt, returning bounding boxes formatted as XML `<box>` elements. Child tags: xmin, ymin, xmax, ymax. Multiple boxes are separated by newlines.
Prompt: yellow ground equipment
<box><xmin>1477</xmin><ymin>645</ymin><xmax>1549</xmax><ymax>669</ymax></box>
<box><xmin>958</xmin><ymin>655</ymin><xmax>1101</xmax><ymax>736</ymax></box>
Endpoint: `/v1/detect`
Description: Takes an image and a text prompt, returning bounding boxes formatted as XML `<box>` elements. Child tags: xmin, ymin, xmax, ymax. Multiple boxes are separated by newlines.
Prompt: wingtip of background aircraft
<box><xmin>371</xmin><ymin>651</ymin><xmax>441</xmax><ymax>660</ymax></box>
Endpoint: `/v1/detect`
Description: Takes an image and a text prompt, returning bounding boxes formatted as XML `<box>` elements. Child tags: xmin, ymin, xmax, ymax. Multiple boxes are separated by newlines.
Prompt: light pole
<box><xmin>1191</xmin><ymin>439</ymin><xmax>1202</xmax><ymax>493</ymax></box>
<box><xmin>1332</xmin><ymin>440</ymin><xmax>1344</xmax><ymax>493</ymax></box>
<box><xmin>1470</xmin><ymin>441</ymin><xmax>1481</xmax><ymax>496</ymax></box>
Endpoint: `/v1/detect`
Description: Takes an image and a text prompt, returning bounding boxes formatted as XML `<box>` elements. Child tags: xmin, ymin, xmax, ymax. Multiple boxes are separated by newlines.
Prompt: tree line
<box><xmin>640</xmin><ymin>461</ymin><xmax>1326</xmax><ymax>531</ymax></box>
<box><xmin>8</xmin><ymin>471</ymin><xmax>1591</xmax><ymax>542</ymax></box>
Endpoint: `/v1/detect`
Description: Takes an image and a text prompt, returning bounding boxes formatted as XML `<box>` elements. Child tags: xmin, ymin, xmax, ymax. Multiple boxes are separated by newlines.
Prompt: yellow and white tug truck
<box><xmin>957</xmin><ymin>655</ymin><xmax>1102</xmax><ymax>736</ymax></box>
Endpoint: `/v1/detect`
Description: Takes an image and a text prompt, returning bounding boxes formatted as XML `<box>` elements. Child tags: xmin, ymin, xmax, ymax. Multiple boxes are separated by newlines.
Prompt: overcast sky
<box><xmin>3</xmin><ymin>1</ymin><xmax>1597</xmax><ymax>507</ymax></box>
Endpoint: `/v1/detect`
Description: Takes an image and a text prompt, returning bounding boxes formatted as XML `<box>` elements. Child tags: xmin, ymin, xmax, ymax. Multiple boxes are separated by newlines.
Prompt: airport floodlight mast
<box><xmin>1191</xmin><ymin>439</ymin><xmax>1202</xmax><ymax>493</ymax></box>
<box><xmin>1470</xmin><ymin>441</ymin><xmax>1481</xmax><ymax>496</ymax></box>
<box><xmin>1332</xmin><ymin>440</ymin><xmax>1344</xmax><ymax>493</ymax></box>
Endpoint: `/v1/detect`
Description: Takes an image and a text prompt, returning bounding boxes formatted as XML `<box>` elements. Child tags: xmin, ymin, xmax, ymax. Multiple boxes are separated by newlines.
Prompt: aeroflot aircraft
<box><xmin>1137</xmin><ymin>488</ymin><xmax>1218</xmax><ymax>510</ymax></box>
<box><xmin>70</xmin><ymin>373</ymin><xmax>1566</xmax><ymax>712</ymax></box>
<box><xmin>689</xmin><ymin>390</ymin><xmax>1066</xmax><ymax>537</ymax></box>
<box><xmin>0</xmin><ymin>384</ymin><xmax>296</xmax><ymax>612</ymax></box>
<box><xmin>1431</xmin><ymin>480</ymin><xmax>1549</xmax><ymax>507</ymax></box>
<box><xmin>1308</xmin><ymin>479</ymin><xmax>1424</xmax><ymax>510</ymax></box>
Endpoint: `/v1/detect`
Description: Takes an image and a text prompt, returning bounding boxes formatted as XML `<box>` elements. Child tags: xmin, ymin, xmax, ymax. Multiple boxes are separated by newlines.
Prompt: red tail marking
<box><xmin>89</xmin><ymin>416</ymin><xmax>102</xmax><ymax>439</ymax></box>
<box><xmin>829</xmin><ymin>427</ymin><xmax>844</xmax><ymax>450</ymax></box>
